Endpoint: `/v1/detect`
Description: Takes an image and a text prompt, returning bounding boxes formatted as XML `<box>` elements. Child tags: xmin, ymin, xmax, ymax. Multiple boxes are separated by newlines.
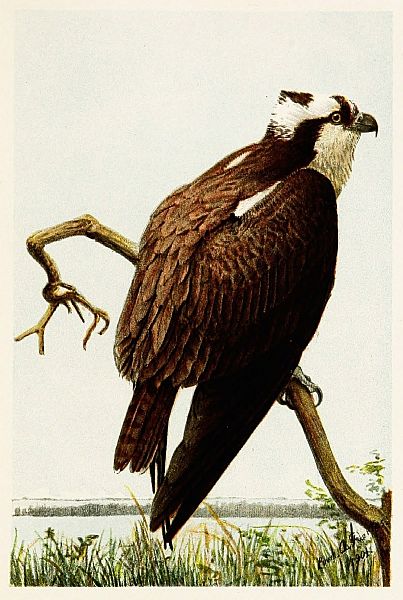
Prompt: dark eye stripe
<box><xmin>331</xmin><ymin>95</ymin><xmax>358</xmax><ymax>126</ymax></box>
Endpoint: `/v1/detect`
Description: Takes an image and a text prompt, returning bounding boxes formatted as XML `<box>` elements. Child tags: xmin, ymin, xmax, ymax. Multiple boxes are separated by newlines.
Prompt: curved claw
<box><xmin>277</xmin><ymin>392</ymin><xmax>291</xmax><ymax>407</ymax></box>
<box><xmin>312</xmin><ymin>386</ymin><xmax>323</xmax><ymax>408</ymax></box>
<box><xmin>279</xmin><ymin>366</ymin><xmax>323</xmax><ymax>410</ymax></box>
<box><xmin>278</xmin><ymin>390</ymin><xmax>295</xmax><ymax>410</ymax></box>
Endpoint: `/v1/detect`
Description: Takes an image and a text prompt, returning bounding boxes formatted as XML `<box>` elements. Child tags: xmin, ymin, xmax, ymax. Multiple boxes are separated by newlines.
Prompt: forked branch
<box><xmin>15</xmin><ymin>214</ymin><xmax>139</xmax><ymax>354</ymax></box>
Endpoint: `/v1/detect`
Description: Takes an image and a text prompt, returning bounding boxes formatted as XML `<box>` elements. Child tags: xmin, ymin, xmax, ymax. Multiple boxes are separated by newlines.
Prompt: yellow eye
<box><xmin>331</xmin><ymin>111</ymin><xmax>342</xmax><ymax>124</ymax></box>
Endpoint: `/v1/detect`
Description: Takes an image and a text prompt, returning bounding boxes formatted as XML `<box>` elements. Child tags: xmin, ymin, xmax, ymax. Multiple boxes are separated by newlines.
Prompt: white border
<box><xmin>1</xmin><ymin>1</ymin><xmax>401</xmax><ymax>598</ymax></box>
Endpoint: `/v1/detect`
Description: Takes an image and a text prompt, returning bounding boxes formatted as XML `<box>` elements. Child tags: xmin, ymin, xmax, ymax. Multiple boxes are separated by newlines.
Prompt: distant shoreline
<box><xmin>12</xmin><ymin>497</ymin><xmax>348</xmax><ymax>519</ymax></box>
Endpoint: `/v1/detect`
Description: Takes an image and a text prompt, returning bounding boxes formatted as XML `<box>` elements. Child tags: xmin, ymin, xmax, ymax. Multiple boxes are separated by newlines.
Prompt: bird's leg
<box><xmin>279</xmin><ymin>365</ymin><xmax>323</xmax><ymax>409</ymax></box>
<box><xmin>15</xmin><ymin>214</ymin><xmax>139</xmax><ymax>355</ymax></box>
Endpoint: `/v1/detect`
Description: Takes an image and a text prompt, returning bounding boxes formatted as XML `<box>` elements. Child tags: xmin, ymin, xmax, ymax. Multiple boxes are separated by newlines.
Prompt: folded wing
<box><xmin>113</xmin><ymin>169</ymin><xmax>337</xmax><ymax>522</ymax></box>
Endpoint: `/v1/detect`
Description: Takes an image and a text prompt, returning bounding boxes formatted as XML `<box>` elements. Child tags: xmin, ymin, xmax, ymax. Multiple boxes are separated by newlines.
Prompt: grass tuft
<box><xmin>10</xmin><ymin>513</ymin><xmax>381</xmax><ymax>586</ymax></box>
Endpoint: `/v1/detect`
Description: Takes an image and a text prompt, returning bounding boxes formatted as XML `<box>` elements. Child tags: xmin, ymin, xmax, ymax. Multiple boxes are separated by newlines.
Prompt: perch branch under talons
<box><xmin>285</xmin><ymin>379</ymin><xmax>391</xmax><ymax>586</ymax></box>
<box><xmin>15</xmin><ymin>214</ymin><xmax>139</xmax><ymax>354</ymax></box>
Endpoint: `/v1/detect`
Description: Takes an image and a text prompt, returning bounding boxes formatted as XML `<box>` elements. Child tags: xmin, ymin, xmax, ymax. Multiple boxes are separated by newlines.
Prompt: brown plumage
<box><xmin>113</xmin><ymin>90</ymin><xmax>377</xmax><ymax>543</ymax></box>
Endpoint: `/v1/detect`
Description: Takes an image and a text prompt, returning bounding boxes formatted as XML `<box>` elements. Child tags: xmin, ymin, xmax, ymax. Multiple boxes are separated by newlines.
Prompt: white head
<box><xmin>267</xmin><ymin>90</ymin><xmax>378</xmax><ymax>196</ymax></box>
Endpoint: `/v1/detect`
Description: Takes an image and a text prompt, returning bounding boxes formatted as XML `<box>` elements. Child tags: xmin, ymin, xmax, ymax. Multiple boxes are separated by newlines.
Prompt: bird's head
<box><xmin>267</xmin><ymin>90</ymin><xmax>378</xmax><ymax>196</ymax></box>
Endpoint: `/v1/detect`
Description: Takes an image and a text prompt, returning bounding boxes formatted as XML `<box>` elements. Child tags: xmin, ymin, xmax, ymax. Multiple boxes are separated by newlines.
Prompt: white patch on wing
<box><xmin>225</xmin><ymin>151</ymin><xmax>251</xmax><ymax>170</ymax></box>
<box><xmin>309</xmin><ymin>122</ymin><xmax>360</xmax><ymax>196</ymax></box>
<box><xmin>269</xmin><ymin>93</ymin><xmax>340</xmax><ymax>138</ymax></box>
<box><xmin>234</xmin><ymin>182</ymin><xmax>280</xmax><ymax>217</ymax></box>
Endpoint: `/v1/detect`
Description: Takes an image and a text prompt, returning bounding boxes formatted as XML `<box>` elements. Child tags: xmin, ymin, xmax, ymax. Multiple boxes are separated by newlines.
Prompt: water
<box><xmin>11</xmin><ymin>515</ymin><xmax>327</xmax><ymax>546</ymax></box>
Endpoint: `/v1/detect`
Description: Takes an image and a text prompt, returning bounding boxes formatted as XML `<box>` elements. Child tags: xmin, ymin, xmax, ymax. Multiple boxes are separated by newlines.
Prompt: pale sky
<box><xmin>13</xmin><ymin>9</ymin><xmax>392</xmax><ymax>502</ymax></box>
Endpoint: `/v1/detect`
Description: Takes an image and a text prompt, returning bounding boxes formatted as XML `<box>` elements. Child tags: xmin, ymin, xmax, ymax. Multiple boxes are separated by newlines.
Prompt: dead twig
<box><xmin>15</xmin><ymin>214</ymin><xmax>139</xmax><ymax>353</ymax></box>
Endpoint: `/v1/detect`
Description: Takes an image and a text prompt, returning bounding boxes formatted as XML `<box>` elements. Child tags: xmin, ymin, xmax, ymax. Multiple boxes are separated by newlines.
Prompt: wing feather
<box><xmin>114</xmin><ymin>167</ymin><xmax>337</xmax><ymax>483</ymax></box>
<box><xmin>149</xmin><ymin>182</ymin><xmax>338</xmax><ymax>537</ymax></box>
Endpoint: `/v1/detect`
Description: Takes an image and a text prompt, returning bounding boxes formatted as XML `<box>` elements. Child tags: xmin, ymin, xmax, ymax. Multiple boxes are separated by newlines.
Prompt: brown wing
<box><xmin>114</xmin><ymin>136</ymin><xmax>317</xmax><ymax>382</ymax></box>
<box><xmin>117</xmin><ymin>168</ymin><xmax>336</xmax><ymax>380</ymax></box>
<box><xmin>113</xmin><ymin>140</ymin><xmax>287</xmax><ymax>472</ymax></box>
<box><xmin>114</xmin><ymin>168</ymin><xmax>337</xmax><ymax>476</ymax></box>
<box><xmin>148</xmin><ymin>169</ymin><xmax>338</xmax><ymax>539</ymax></box>
<box><xmin>114</xmin><ymin>161</ymin><xmax>334</xmax><ymax>475</ymax></box>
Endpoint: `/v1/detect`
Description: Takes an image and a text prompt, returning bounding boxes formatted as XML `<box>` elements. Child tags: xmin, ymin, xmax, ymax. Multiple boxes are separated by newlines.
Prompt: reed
<box><xmin>10</xmin><ymin>507</ymin><xmax>380</xmax><ymax>586</ymax></box>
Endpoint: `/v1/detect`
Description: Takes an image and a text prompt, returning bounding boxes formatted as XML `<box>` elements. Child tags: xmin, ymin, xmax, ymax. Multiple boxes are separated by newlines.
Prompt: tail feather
<box><xmin>150</xmin><ymin>426</ymin><xmax>168</xmax><ymax>494</ymax></box>
<box><xmin>114</xmin><ymin>380</ymin><xmax>177</xmax><ymax>473</ymax></box>
<box><xmin>149</xmin><ymin>427</ymin><xmax>173</xmax><ymax>550</ymax></box>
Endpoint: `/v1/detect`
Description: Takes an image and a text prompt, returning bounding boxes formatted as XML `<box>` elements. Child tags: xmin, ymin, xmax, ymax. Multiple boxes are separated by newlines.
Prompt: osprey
<box><xmin>113</xmin><ymin>90</ymin><xmax>378</xmax><ymax>543</ymax></box>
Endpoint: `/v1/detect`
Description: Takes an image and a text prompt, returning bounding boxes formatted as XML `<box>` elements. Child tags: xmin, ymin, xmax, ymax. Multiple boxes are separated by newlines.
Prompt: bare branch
<box><xmin>25</xmin><ymin>213</ymin><xmax>139</xmax><ymax>276</ymax></box>
<box><xmin>15</xmin><ymin>304</ymin><xmax>58</xmax><ymax>355</ymax></box>
<box><xmin>15</xmin><ymin>215</ymin><xmax>139</xmax><ymax>353</ymax></box>
<box><xmin>286</xmin><ymin>379</ymin><xmax>391</xmax><ymax>586</ymax></box>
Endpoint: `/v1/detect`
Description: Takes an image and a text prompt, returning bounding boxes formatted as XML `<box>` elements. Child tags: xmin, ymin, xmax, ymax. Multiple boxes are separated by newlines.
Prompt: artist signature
<box><xmin>317</xmin><ymin>528</ymin><xmax>373</xmax><ymax>570</ymax></box>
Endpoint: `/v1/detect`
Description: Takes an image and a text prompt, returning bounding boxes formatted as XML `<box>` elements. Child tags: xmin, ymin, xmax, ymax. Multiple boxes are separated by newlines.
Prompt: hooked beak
<box><xmin>350</xmin><ymin>112</ymin><xmax>378</xmax><ymax>137</ymax></box>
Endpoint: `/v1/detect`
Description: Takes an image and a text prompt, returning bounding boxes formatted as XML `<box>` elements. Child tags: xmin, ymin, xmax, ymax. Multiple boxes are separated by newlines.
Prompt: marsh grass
<box><xmin>10</xmin><ymin>500</ymin><xmax>381</xmax><ymax>587</ymax></box>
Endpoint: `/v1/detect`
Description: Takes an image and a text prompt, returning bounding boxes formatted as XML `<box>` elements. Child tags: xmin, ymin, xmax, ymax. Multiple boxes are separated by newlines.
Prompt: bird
<box><xmin>113</xmin><ymin>90</ymin><xmax>378</xmax><ymax>544</ymax></box>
